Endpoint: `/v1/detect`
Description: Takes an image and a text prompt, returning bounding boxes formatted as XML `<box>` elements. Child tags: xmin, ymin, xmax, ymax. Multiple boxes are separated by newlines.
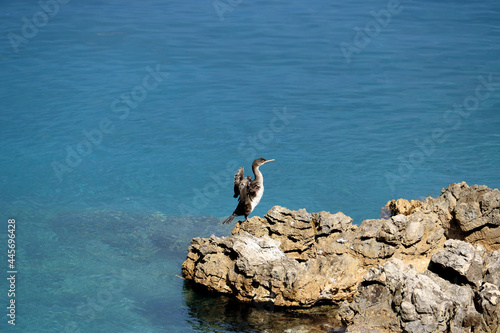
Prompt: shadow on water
<box><xmin>181</xmin><ymin>282</ymin><xmax>346</xmax><ymax>333</ymax></box>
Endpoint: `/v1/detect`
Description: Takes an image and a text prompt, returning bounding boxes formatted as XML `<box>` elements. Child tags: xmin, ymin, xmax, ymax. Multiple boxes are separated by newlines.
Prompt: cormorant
<box><xmin>222</xmin><ymin>158</ymin><xmax>275</xmax><ymax>224</ymax></box>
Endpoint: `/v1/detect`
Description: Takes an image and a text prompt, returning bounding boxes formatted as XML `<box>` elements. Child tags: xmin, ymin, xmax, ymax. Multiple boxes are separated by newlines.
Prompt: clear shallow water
<box><xmin>1</xmin><ymin>0</ymin><xmax>499</xmax><ymax>331</ymax></box>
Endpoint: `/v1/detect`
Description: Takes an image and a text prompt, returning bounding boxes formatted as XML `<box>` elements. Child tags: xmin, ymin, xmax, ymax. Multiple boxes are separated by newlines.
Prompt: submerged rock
<box><xmin>182</xmin><ymin>182</ymin><xmax>500</xmax><ymax>332</ymax></box>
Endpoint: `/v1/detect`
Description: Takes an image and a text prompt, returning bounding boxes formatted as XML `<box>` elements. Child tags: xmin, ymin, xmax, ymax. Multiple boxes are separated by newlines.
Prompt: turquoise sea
<box><xmin>1</xmin><ymin>0</ymin><xmax>499</xmax><ymax>332</ymax></box>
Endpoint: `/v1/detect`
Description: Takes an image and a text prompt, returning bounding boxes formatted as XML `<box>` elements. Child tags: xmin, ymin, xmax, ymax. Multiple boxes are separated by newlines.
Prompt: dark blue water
<box><xmin>1</xmin><ymin>0</ymin><xmax>499</xmax><ymax>331</ymax></box>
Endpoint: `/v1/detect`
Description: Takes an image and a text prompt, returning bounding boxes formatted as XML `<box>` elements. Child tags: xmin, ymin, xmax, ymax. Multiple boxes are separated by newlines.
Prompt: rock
<box><xmin>182</xmin><ymin>231</ymin><xmax>360</xmax><ymax>307</ymax></box>
<box><xmin>484</xmin><ymin>250</ymin><xmax>500</xmax><ymax>286</ymax></box>
<box><xmin>186</xmin><ymin>202</ymin><xmax>450</xmax><ymax>309</ymax></box>
<box><xmin>377</xmin><ymin>218</ymin><xmax>400</xmax><ymax>245</ymax></box>
<box><xmin>400</xmin><ymin>300</ymin><xmax>418</xmax><ymax>321</ymax></box>
<box><xmin>421</xmin><ymin>182</ymin><xmax>500</xmax><ymax>250</ymax></box>
<box><xmin>185</xmin><ymin>201</ymin><xmax>449</xmax><ymax>309</ymax></box>
<box><xmin>339</xmin><ymin>279</ymin><xmax>398</xmax><ymax>332</ymax></box>
<box><xmin>385</xmin><ymin>198</ymin><xmax>423</xmax><ymax>216</ymax></box>
<box><xmin>339</xmin><ymin>259</ymin><xmax>480</xmax><ymax>333</ymax></box>
<box><xmin>353</xmin><ymin>237</ymin><xmax>396</xmax><ymax>259</ymax></box>
<box><xmin>358</xmin><ymin>219</ymin><xmax>383</xmax><ymax>239</ymax></box>
<box><xmin>420</xmin><ymin>185</ymin><xmax>458</xmax><ymax>233</ymax></box>
<box><xmin>454</xmin><ymin>185</ymin><xmax>500</xmax><ymax>232</ymax></box>
<box><xmin>313</xmin><ymin>211</ymin><xmax>353</xmax><ymax>235</ymax></box>
<box><xmin>477</xmin><ymin>282</ymin><xmax>500</xmax><ymax>332</ymax></box>
<box><xmin>182</xmin><ymin>182</ymin><xmax>500</xmax><ymax>332</ymax></box>
<box><xmin>430</xmin><ymin>239</ymin><xmax>485</xmax><ymax>287</ymax></box>
<box><xmin>465</xmin><ymin>225</ymin><xmax>500</xmax><ymax>252</ymax></box>
<box><xmin>350</xmin><ymin>210</ymin><xmax>446</xmax><ymax>267</ymax></box>
<box><xmin>232</xmin><ymin>207</ymin><xmax>315</xmax><ymax>260</ymax></box>
<box><xmin>402</xmin><ymin>216</ymin><xmax>425</xmax><ymax>247</ymax></box>
<box><xmin>400</xmin><ymin>211</ymin><xmax>447</xmax><ymax>257</ymax></box>
<box><xmin>232</xmin><ymin>206</ymin><xmax>357</xmax><ymax>260</ymax></box>
<box><xmin>455</xmin><ymin>201</ymin><xmax>485</xmax><ymax>231</ymax></box>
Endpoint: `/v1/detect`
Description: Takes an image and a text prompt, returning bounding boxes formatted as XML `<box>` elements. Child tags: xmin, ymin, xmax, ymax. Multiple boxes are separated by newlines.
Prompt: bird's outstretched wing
<box><xmin>233</xmin><ymin>167</ymin><xmax>245</xmax><ymax>198</ymax></box>
<box><xmin>238</xmin><ymin>177</ymin><xmax>250</xmax><ymax>203</ymax></box>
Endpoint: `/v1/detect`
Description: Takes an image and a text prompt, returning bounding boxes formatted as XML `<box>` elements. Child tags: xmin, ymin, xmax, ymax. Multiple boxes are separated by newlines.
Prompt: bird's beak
<box><xmin>265</xmin><ymin>159</ymin><xmax>275</xmax><ymax>163</ymax></box>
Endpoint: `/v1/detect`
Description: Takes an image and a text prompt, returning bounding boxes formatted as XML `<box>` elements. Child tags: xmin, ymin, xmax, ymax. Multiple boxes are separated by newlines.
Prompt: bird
<box><xmin>222</xmin><ymin>158</ymin><xmax>275</xmax><ymax>224</ymax></box>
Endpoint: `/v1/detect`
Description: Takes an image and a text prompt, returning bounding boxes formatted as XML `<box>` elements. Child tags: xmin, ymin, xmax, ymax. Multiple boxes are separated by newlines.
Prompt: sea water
<box><xmin>1</xmin><ymin>0</ymin><xmax>499</xmax><ymax>331</ymax></box>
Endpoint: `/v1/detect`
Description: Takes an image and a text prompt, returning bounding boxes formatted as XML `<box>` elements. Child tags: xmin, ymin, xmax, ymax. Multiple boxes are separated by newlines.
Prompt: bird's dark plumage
<box><xmin>223</xmin><ymin>158</ymin><xmax>274</xmax><ymax>224</ymax></box>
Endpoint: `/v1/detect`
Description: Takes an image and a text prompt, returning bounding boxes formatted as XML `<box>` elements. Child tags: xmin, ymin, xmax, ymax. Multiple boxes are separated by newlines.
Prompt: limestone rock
<box><xmin>186</xmin><ymin>201</ymin><xmax>449</xmax><ymax>310</ymax></box>
<box><xmin>421</xmin><ymin>182</ymin><xmax>500</xmax><ymax>250</ymax></box>
<box><xmin>430</xmin><ymin>239</ymin><xmax>485</xmax><ymax>287</ymax></box>
<box><xmin>353</xmin><ymin>237</ymin><xmax>396</xmax><ymax>259</ymax></box>
<box><xmin>357</xmin><ymin>219</ymin><xmax>382</xmax><ymax>239</ymax></box>
<box><xmin>477</xmin><ymin>282</ymin><xmax>500</xmax><ymax>332</ymax></box>
<box><xmin>182</xmin><ymin>231</ymin><xmax>360</xmax><ymax>307</ymax></box>
<box><xmin>385</xmin><ymin>198</ymin><xmax>423</xmax><ymax>216</ymax></box>
<box><xmin>456</xmin><ymin>201</ymin><xmax>484</xmax><ymax>231</ymax></box>
<box><xmin>484</xmin><ymin>250</ymin><xmax>500</xmax><ymax>286</ymax></box>
<box><xmin>420</xmin><ymin>185</ymin><xmax>458</xmax><ymax>233</ymax></box>
<box><xmin>340</xmin><ymin>259</ymin><xmax>480</xmax><ymax>332</ymax></box>
<box><xmin>232</xmin><ymin>207</ymin><xmax>314</xmax><ymax>260</ymax></box>
<box><xmin>465</xmin><ymin>225</ymin><xmax>500</xmax><ymax>252</ymax></box>
<box><xmin>377</xmin><ymin>218</ymin><xmax>400</xmax><ymax>245</ymax></box>
<box><xmin>454</xmin><ymin>185</ymin><xmax>492</xmax><ymax>231</ymax></box>
<box><xmin>182</xmin><ymin>182</ymin><xmax>500</xmax><ymax>332</ymax></box>
<box><xmin>232</xmin><ymin>206</ymin><xmax>357</xmax><ymax>260</ymax></box>
<box><xmin>313</xmin><ymin>210</ymin><xmax>354</xmax><ymax>236</ymax></box>
<box><xmin>352</xmin><ymin>210</ymin><xmax>446</xmax><ymax>266</ymax></box>
<box><xmin>186</xmin><ymin>201</ymin><xmax>449</xmax><ymax>309</ymax></box>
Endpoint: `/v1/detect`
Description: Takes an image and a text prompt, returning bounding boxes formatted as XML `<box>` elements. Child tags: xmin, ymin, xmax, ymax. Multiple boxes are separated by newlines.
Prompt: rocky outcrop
<box><xmin>429</xmin><ymin>239</ymin><xmax>486</xmax><ymax>287</ymax></box>
<box><xmin>182</xmin><ymin>182</ymin><xmax>500</xmax><ymax>332</ymax></box>
<box><xmin>420</xmin><ymin>182</ymin><xmax>500</xmax><ymax>250</ymax></box>
<box><xmin>339</xmin><ymin>258</ymin><xmax>483</xmax><ymax>332</ymax></box>
<box><xmin>183</xmin><ymin>231</ymin><xmax>360</xmax><ymax>307</ymax></box>
<box><xmin>340</xmin><ymin>242</ymin><xmax>500</xmax><ymax>332</ymax></box>
<box><xmin>231</xmin><ymin>206</ymin><xmax>357</xmax><ymax>261</ymax></box>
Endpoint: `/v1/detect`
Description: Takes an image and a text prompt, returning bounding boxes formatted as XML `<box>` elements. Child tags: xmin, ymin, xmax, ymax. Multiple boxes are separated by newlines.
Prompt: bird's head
<box><xmin>253</xmin><ymin>158</ymin><xmax>275</xmax><ymax>168</ymax></box>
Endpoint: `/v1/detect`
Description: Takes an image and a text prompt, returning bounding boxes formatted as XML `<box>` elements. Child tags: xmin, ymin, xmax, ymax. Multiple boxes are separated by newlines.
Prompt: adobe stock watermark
<box><xmin>213</xmin><ymin>0</ymin><xmax>242</xmax><ymax>21</ymax></box>
<box><xmin>385</xmin><ymin>74</ymin><xmax>496</xmax><ymax>192</ymax></box>
<box><xmin>339</xmin><ymin>0</ymin><xmax>404</xmax><ymax>64</ymax></box>
<box><xmin>51</xmin><ymin>64</ymin><xmax>169</xmax><ymax>182</ymax></box>
<box><xmin>7</xmin><ymin>0</ymin><xmax>70</xmax><ymax>53</ymax></box>
<box><xmin>178</xmin><ymin>106</ymin><xmax>295</xmax><ymax>217</ymax></box>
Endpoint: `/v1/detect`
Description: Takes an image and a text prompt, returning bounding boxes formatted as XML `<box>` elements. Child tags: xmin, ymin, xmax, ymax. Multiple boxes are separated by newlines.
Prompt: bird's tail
<box><xmin>222</xmin><ymin>214</ymin><xmax>237</xmax><ymax>225</ymax></box>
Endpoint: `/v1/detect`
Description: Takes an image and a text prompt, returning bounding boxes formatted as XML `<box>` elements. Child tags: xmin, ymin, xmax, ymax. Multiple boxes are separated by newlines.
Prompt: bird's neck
<box><xmin>252</xmin><ymin>165</ymin><xmax>263</xmax><ymax>183</ymax></box>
